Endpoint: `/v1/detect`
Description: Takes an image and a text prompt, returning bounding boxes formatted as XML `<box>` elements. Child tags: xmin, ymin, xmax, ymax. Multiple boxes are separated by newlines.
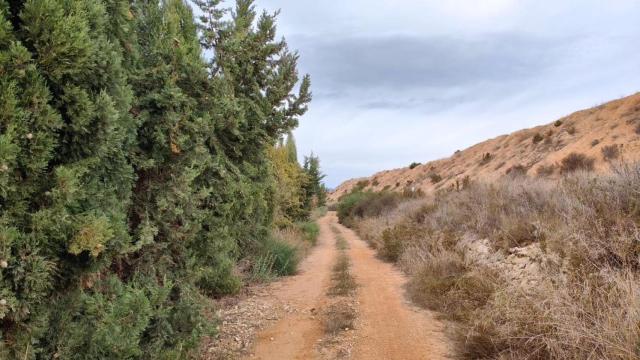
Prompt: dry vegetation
<box><xmin>324</xmin><ymin>227</ymin><xmax>358</xmax><ymax>337</ymax></box>
<box><xmin>337</xmin><ymin>163</ymin><xmax>640</xmax><ymax>359</ymax></box>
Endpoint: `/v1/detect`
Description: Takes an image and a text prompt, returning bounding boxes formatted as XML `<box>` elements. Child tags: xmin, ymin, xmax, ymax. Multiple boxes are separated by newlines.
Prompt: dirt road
<box><xmin>248</xmin><ymin>212</ymin><xmax>450</xmax><ymax>360</ymax></box>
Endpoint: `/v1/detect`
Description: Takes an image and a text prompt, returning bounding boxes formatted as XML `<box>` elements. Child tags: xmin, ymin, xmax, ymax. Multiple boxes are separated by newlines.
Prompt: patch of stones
<box><xmin>200</xmin><ymin>284</ymin><xmax>296</xmax><ymax>359</ymax></box>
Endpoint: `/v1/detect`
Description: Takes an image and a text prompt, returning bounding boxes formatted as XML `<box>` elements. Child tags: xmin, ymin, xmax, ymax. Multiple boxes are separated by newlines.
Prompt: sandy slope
<box><xmin>247</xmin><ymin>213</ymin><xmax>449</xmax><ymax>359</ymax></box>
<box><xmin>330</xmin><ymin>93</ymin><xmax>640</xmax><ymax>201</ymax></box>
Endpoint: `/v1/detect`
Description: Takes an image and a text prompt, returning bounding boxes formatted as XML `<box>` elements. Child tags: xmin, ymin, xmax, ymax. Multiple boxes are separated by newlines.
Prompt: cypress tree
<box><xmin>285</xmin><ymin>132</ymin><xmax>298</xmax><ymax>164</ymax></box>
<box><xmin>0</xmin><ymin>0</ymin><xmax>313</xmax><ymax>357</ymax></box>
<box><xmin>303</xmin><ymin>153</ymin><xmax>327</xmax><ymax>209</ymax></box>
<box><xmin>0</xmin><ymin>0</ymin><xmax>138</xmax><ymax>357</ymax></box>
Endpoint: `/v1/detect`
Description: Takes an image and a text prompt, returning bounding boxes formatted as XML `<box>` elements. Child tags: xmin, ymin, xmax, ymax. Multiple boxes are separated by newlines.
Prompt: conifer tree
<box><xmin>303</xmin><ymin>153</ymin><xmax>327</xmax><ymax>209</ymax></box>
<box><xmin>0</xmin><ymin>0</ymin><xmax>313</xmax><ymax>357</ymax></box>
<box><xmin>0</xmin><ymin>0</ymin><xmax>138</xmax><ymax>357</ymax></box>
<box><xmin>285</xmin><ymin>132</ymin><xmax>299</xmax><ymax>164</ymax></box>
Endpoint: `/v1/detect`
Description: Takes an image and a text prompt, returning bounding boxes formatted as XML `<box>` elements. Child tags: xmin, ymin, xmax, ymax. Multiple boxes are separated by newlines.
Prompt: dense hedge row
<box><xmin>0</xmin><ymin>0</ymin><xmax>312</xmax><ymax>358</ymax></box>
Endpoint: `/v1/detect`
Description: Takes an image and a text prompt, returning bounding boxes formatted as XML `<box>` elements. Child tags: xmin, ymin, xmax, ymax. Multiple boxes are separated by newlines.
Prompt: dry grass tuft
<box><xmin>324</xmin><ymin>301</ymin><xmax>357</xmax><ymax>335</ymax></box>
<box><xmin>329</xmin><ymin>254</ymin><xmax>357</xmax><ymax>296</ymax></box>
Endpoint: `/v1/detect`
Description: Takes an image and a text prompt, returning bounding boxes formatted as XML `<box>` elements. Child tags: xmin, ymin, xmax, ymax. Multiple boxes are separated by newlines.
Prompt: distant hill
<box><xmin>330</xmin><ymin>93</ymin><xmax>640</xmax><ymax>201</ymax></box>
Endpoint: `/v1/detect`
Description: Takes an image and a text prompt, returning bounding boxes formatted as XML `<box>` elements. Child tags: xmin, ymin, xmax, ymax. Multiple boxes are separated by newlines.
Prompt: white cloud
<box><xmin>244</xmin><ymin>0</ymin><xmax>640</xmax><ymax>186</ymax></box>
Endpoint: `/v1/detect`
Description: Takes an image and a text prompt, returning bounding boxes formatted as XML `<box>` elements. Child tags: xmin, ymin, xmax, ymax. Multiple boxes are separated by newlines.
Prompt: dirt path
<box><xmin>340</xmin><ymin>217</ymin><xmax>450</xmax><ymax>360</ymax></box>
<box><xmin>247</xmin><ymin>212</ymin><xmax>449</xmax><ymax>360</ymax></box>
<box><xmin>249</xmin><ymin>214</ymin><xmax>338</xmax><ymax>359</ymax></box>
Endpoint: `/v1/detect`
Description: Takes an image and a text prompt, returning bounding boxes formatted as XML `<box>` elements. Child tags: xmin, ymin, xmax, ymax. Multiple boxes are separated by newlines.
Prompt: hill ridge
<box><xmin>330</xmin><ymin>92</ymin><xmax>640</xmax><ymax>200</ymax></box>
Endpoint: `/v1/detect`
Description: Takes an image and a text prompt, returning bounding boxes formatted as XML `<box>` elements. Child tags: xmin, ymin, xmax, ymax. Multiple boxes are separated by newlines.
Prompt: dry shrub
<box><xmin>429</xmin><ymin>173</ymin><xmax>443</xmax><ymax>184</ymax></box>
<box><xmin>479</xmin><ymin>152</ymin><xmax>493</xmax><ymax>166</ymax></box>
<box><xmin>457</xmin><ymin>272</ymin><xmax>640</xmax><ymax>360</ymax></box>
<box><xmin>601</xmin><ymin>144</ymin><xmax>620</xmax><ymax>161</ymax></box>
<box><xmin>532</xmin><ymin>133</ymin><xmax>544</xmax><ymax>144</ymax></box>
<box><xmin>560</xmin><ymin>152</ymin><xmax>594</xmax><ymax>173</ymax></box>
<box><xmin>408</xmin><ymin>254</ymin><xmax>498</xmax><ymax>323</ymax></box>
<box><xmin>505</xmin><ymin>164</ymin><xmax>527</xmax><ymax>177</ymax></box>
<box><xmin>536</xmin><ymin>164</ymin><xmax>555</xmax><ymax>177</ymax></box>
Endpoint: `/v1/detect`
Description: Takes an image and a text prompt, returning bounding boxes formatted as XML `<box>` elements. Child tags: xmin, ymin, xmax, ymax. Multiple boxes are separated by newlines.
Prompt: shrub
<box><xmin>337</xmin><ymin>191</ymin><xmax>404</xmax><ymax>226</ymax></box>
<box><xmin>429</xmin><ymin>173</ymin><xmax>443</xmax><ymax>184</ymax></box>
<box><xmin>354</xmin><ymin>179</ymin><xmax>370</xmax><ymax>192</ymax></box>
<box><xmin>536</xmin><ymin>164</ymin><xmax>556</xmax><ymax>177</ymax></box>
<box><xmin>409</xmin><ymin>162</ymin><xmax>421</xmax><ymax>169</ymax></box>
<box><xmin>554</xmin><ymin>120</ymin><xmax>563</xmax><ymax>127</ymax></box>
<box><xmin>532</xmin><ymin>133</ymin><xmax>544</xmax><ymax>144</ymax></box>
<box><xmin>566</xmin><ymin>125</ymin><xmax>577</xmax><ymax>135</ymax></box>
<box><xmin>479</xmin><ymin>152</ymin><xmax>493</xmax><ymax>166</ymax></box>
<box><xmin>297</xmin><ymin>221</ymin><xmax>320</xmax><ymax>244</ymax></box>
<box><xmin>253</xmin><ymin>238</ymin><xmax>299</xmax><ymax>279</ymax></box>
<box><xmin>601</xmin><ymin>144</ymin><xmax>620</xmax><ymax>161</ymax></box>
<box><xmin>560</xmin><ymin>153</ymin><xmax>595</xmax><ymax>173</ymax></box>
<box><xmin>381</xmin><ymin>227</ymin><xmax>406</xmax><ymax>262</ymax></box>
<box><xmin>505</xmin><ymin>164</ymin><xmax>527</xmax><ymax>177</ymax></box>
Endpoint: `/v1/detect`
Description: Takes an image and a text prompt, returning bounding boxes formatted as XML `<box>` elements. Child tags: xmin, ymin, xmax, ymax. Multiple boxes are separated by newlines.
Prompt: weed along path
<box><xmin>248</xmin><ymin>212</ymin><xmax>449</xmax><ymax>359</ymax></box>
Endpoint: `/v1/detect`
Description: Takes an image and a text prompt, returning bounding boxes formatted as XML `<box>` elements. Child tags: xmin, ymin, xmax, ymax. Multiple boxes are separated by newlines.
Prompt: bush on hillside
<box><xmin>560</xmin><ymin>152</ymin><xmax>595</xmax><ymax>173</ymax></box>
<box><xmin>429</xmin><ymin>173</ymin><xmax>443</xmax><ymax>184</ymax></box>
<box><xmin>601</xmin><ymin>144</ymin><xmax>620</xmax><ymax>161</ymax></box>
<box><xmin>409</xmin><ymin>162</ymin><xmax>421</xmax><ymax>169</ymax></box>
<box><xmin>532</xmin><ymin>133</ymin><xmax>544</xmax><ymax>144</ymax></box>
<box><xmin>505</xmin><ymin>164</ymin><xmax>528</xmax><ymax>177</ymax></box>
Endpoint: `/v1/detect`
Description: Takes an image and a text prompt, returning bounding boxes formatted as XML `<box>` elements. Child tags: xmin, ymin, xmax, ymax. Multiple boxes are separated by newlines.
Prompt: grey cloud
<box><xmin>295</xmin><ymin>33</ymin><xmax>567</xmax><ymax>92</ymax></box>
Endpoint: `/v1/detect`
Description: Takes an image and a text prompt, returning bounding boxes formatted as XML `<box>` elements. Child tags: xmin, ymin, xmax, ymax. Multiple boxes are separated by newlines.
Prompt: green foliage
<box><xmin>302</xmin><ymin>152</ymin><xmax>327</xmax><ymax>209</ymax></box>
<box><xmin>269</xmin><ymin>137</ymin><xmax>310</xmax><ymax>227</ymax></box>
<box><xmin>297</xmin><ymin>221</ymin><xmax>320</xmax><ymax>244</ymax></box>
<box><xmin>254</xmin><ymin>238</ymin><xmax>299</xmax><ymax>278</ymax></box>
<box><xmin>409</xmin><ymin>162</ymin><xmax>421</xmax><ymax>169</ymax></box>
<box><xmin>0</xmin><ymin>0</ymin><xmax>312</xmax><ymax>357</ymax></box>
<box><xmin>337</xmin><ymin>190</ymin><xmax>407</xmax><ymax>226</ymax></box>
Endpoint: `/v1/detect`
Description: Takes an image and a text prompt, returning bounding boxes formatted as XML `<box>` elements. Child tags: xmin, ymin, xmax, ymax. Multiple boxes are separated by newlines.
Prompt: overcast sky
<box><xmin>252</xmin><ymin>0</ymin><xmax>640</xmax><ymax>187</ymax></box>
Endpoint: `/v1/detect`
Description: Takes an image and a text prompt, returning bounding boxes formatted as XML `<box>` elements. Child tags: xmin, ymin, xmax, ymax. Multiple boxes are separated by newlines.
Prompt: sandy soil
<box><xmin>246</xmin><ymin>213</ymin><xmax>450</xmax><ymax>360</ymax></box>
<box><xmin>341</xmin><ymin>218</ymin><xmax>450</xmax><ymax>360</ymax></box>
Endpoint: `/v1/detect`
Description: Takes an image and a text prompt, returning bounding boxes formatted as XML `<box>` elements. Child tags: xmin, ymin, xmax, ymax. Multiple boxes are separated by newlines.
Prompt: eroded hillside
<box><xmin>331</xmin><ymin>93</ymin><xmax>640</xmax><ymax>200</ymax></box>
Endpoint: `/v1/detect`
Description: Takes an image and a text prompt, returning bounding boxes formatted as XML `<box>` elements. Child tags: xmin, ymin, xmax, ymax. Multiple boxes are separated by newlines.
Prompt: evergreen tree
<box><xmin>0</xmin><ymin>0</ymin><xmax>138</xmax><ymax>357</ymax></box>
<box><xmin>0</xmin><ymin>0</ymin><xmax>313</xmax><ymax>357</ymax></box>
<box><xmin>285</xmin><ymin>132</ymin><xmax>298</xmax><ymax>164</ymax></box>
<box><xmin>303</xmin><ymin>153</ymin><xmax>327</xmax><ymax>209</ymax></box>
